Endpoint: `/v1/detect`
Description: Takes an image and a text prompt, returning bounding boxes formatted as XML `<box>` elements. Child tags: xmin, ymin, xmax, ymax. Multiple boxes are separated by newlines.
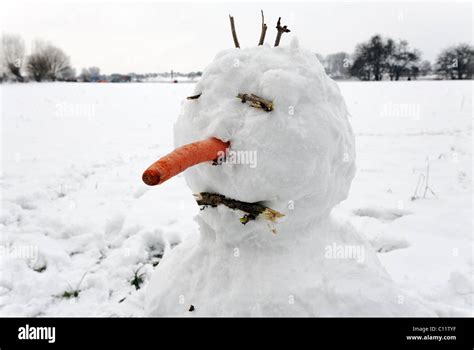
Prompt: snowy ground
<box><xmin>0</xmin><ymin>81</ymin><xmax>472</xmax><ymax>316</ymax></box>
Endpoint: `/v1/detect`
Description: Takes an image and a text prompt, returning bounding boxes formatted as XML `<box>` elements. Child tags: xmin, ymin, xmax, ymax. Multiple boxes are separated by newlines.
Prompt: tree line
<box><xmin>319</xmin><ymin>34</ymin><xmax>473</xmax><ymax>81</ymax></box>
<box><xmin>0</xmin><ymin>34</ymin><xmax>203</xmax><ymax>83</ymax></box>
<box><xmin>1</xmin><ymin>33</ymin><xmax>473</xmax><ymax>83</ymax></box>
<box><xmin>1</xmin><ymin>34</ymin><xmax>75</xmax><ymax>82</ymax></box>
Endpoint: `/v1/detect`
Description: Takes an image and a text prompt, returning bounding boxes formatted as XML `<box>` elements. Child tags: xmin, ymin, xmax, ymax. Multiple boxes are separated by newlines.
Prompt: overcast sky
<box><xmin>1</xmin><ymin>1</ymin><xmax>472</xmax><ymax>74</ymax></box>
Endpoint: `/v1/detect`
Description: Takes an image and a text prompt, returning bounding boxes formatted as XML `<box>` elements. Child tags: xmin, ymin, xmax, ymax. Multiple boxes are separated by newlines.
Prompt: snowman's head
<box><xmin>174</xmin><ymin>38</ymin><xmax>356</xmax><ymax>218</ymax></box>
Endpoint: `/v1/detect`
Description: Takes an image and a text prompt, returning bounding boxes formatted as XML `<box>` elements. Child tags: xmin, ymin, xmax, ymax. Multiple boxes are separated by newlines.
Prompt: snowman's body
<box><xmin>145</xmin><ymin>39</ymin><xmax>433</xmax><ymax>316</ymax></box>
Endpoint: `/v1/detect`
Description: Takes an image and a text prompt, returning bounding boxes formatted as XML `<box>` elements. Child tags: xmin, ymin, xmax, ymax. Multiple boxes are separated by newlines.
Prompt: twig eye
<box><xmin>237</xmin><ymin>93</ymin><xmax>273</xmax><ymax>112</ymax></box>
<box><xmin>187</xmin><ymin>93</ymin><xmax>202</xmax><ymax>100</ymax></box>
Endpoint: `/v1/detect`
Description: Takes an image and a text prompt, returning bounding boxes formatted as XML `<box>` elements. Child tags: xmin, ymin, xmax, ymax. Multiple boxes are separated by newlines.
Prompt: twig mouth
<box><xmin>194</xmin><ymin>192</ymin><xmax>284</xmax><ymax>224</ymax></box>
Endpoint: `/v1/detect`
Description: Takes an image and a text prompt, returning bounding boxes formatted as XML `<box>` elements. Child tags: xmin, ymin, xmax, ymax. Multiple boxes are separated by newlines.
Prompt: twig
<box><xmin>411</xmin><ymin>173</ymin><xmax>425</xmax><ymax>201</ymax></box>
<box><xmin>229</xmin><ymin>15</ymin><xmax>240</xmax><ymax>48</ymax></box>
<box><xmin>237</xmin><ymin>93</ymin><xmax>273</xmax><ymax>112</ymax></box>
<box><xmin>187</xmin><ymin>93</ymin><xmax>202</xmax><ymax>100</ymax></box>
<box><xmin>423</xmin><ymin>157</ymin><xmax>437</xmax><ymax>198</ymax></box>
<box><xmin>274</xmin><ymin>17</ymin><xmax>291</xmax><ymax>47</ymax></box>
<box><xmin>258</xmin><ymin>10</ymin><xmax>267</xmax><ymax>46</ymax></box>
<box><xmin>75</xmin><ymin>270</ymin><xmax>89</xmax><ymax>291</ymax></box>
<box><xmin>194</xmin><ymin>192</ymin><xmax>284</xmax><ymax>224</ymax></box>
<box><xmin>411</xmin><ymin>157</ymin><xmax>437</xmax><ymax>201</ymax></box>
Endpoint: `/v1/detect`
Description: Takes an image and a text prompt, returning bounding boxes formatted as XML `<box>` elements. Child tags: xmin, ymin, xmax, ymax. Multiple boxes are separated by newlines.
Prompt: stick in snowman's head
<box><xmin>142</xmin><ymin>12</ymin><xmax>355</xmax><ymax>227</ymax></box>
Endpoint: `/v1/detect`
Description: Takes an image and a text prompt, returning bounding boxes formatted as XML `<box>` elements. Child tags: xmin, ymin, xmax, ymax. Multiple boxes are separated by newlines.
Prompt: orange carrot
<box><xmin>142</xmin><ymin>138</ymin><xmax>230</xmax><ymax>186</ymax></box>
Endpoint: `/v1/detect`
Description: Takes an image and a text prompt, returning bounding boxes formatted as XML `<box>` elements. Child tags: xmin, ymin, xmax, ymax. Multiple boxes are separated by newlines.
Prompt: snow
<box><xmin>1</xmin><ymin>83</ymin><xmax>195</xmax><ymax>316</ymax></box>
<box><xmin>0</xmin><ymin>73</ymin><xmax>472</xmax><ymax>315</ymax></box>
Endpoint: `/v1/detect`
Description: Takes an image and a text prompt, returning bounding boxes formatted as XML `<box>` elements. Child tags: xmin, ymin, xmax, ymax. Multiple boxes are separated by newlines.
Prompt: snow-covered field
<box><xmin>0</xmin><ymin>80</ymin><xmax>471</xmax><ymax>316</ymax></box>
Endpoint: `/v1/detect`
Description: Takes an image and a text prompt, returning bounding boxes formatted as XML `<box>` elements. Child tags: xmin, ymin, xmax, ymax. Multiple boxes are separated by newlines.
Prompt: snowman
<box><xmin>142</xmin><ymin>15</ymin><xmax>433</xmax><ymax>316</ymax></box>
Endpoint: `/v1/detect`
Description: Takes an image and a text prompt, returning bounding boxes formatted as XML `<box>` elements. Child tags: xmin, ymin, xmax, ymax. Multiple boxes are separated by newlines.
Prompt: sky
<box><xmin>1</xmin><ymin>1</ymin><xmax>472</xmax><ymax>74</ymax></box>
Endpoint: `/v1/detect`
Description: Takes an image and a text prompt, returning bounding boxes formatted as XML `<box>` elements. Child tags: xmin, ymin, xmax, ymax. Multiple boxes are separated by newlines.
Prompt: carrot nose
<box><xmin>142</xmin><ymin>137</ymin><xmax>230</xmax><ymax>186</ymax></box>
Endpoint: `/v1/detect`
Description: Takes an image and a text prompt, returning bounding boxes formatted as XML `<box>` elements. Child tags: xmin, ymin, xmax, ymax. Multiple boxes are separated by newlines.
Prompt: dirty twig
<box><xmin>194</xmin><ymin>192</ymin><xmax>284</xmax><ymax>224</ymax></box>
<box><xmin>274</xmin><ymin>17</ymin><xmax>290</xmax><ymax>47</ymax></box>
<box><xmin>229</xmin><ymin>15</ymin><xmax>240</xmax><ymax>48</ymax></box>
<box><xmin>258</xmin><ymin>10</ymin><xmax>267</xmax><ymax>46</ymax></box>
<box><xmin>237</xmin><ymin>93</ymin><xmax>273</xmax><ymax>112</ymax></box>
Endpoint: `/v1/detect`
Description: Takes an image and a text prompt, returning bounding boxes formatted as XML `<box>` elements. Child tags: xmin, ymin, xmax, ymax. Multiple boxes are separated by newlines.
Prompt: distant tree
<box><xmin>436</xmin><ymin>44</ymin><xmax>474</xmax><ymax>79</ymax></box>
<box><xmin>46</xmin><ymin>45</ymin><xmax>72</xmax><ymax>81</ymax></box>
<box><xmin>350</xmin><ymin>35</ymin><xmax>393</xmax><ymax>81</ymax></box>
<box><xmin>61</xmin><ymin>66</ymin><xmax>76</xmax><ymax>81</ymax></box>
<box><xmin>386</xmin><ymin>40</ymin><xmax>420</xmax><ymax>80</ymax></box>
<box><xmin>419</xmin><ymin>60</ymin><xmax>432</xmax><ymax>76</ymax></box>
<box><xmin>26</xmin><ymin>41</ymin><xmax>73</xmax><ymax>82</ymax></box>
<box><xmin>350</xmin><ymin>35</ymin><xmax>423</xmax><ymax>81</ymax></box>
<box><xmin>0</xmin><ymin>65</ymin><xmax>6</xmax><ymax>83</ymax></box>
<box><xmin>79</xmin><ymin>68</ymin><xmax>92</xmax><ymax>82</ymax></box>
<box><xmin>1</xmin><ymin>34</ymin><xmax>26</xmax><ymax>82</ymax></box>
<box><xmin>79</xmin><ymin>67</ymin><xmax>101</xmax><ymax>82</ymax></box>
<box><xmin>27</xmin><ymin>48</ymin><xmax>50</xmax><ymax>82</ymax></box>
<box><xmin>408</xmin><ymin>65</ymin><xmax>420</xmax><ymax>80</ymax></box>
<box><xmin>187</xmin><ymin>71</ymin><xmax>203</xmax><ymax>80</ymax></box>
<box><xmin>88</xmin><ymin>66</ymin><xmax>100</xmax><ymax>81</ymax></box>
<box><xmin>325</xmin><ymin>52</ymin><xmax>351</xmax><ymax>79</ymax></box>
<box><xmin>350</xmin><ymin>51</ymin><xmax>371</xmax><ymax>81</ymax></box>
<box><xmin>0</xmin><ymin>53</ymin><xmax>6</xmax><ymax>82</ymax></box>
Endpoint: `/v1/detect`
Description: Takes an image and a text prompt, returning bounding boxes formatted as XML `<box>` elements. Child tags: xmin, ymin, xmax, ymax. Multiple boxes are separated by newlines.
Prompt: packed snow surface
<box><xmin>0</xmin><ymin>62</ymin><xmax>472</xmax><ymax>315</ymax></box>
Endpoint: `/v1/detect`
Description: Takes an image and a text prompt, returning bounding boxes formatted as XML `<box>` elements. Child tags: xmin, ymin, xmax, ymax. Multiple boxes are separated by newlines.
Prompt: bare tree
<box><xmin>27</xmin><ymin>50</ymin><xmax>50</xmax><ymax>82</ymax></box>
<box><xmin>0</xmin><ymin>65</ymin><xmax>6</xmax><ymax>82</ymax></box>
<box><xmin>47</xmin><ymin>44</ymin><xmax>72</xmax><ymax>81</ymax></box>
<box><xmin>79</xmin><ymin>68</ymin><xmax>92</xmax><ymax>82</ymax></box>
<box><xmin>386</xmin><ymin>40</ymin><xmax>420</xmax><ymax>80</ymax></box>
<box><xmin>419</xmin><ymin>60</ymin><xmax>432</xmax><ymax>77</ymax></box>
<box><xmin>325</xmin><ymin>52</ymin><xmax>351</xmax><ymax>79</ymax></box>
<box><xmin>350</xmin><ymin>35</ymin><xmax>390</xmax><ymax>81</ymax></box>
<box><xmin>1</xmin><ymin>34</ymin><xmax>26</xmax><ymax>82</ymax></box>
<box><xmin>350</xmin><ymin>35</ymin><xmax>422</xmax><ymax>81</ymax></box>
<box><xmin>436</xmin><ymin>43</ymin><xmax>474</xmax><ymax>79</ymax></box>
<box><xmin>79</xmin><ymin>67</ymin><xmax>100</xmax><ymax>82</ymax></box>
<box><xmin>61</xmin><ymin>66</ymin><xmax>77</xmax><ymax>81</ymax></box>
<box><xmin>26</xmin><ymin>40</ymin><xmax>73</xmax><ymax>82</ymax></box>
<box><xmin>88</xmin><ymin>67</ymin><xmax>100</xmax><ymax>81</ymax></box>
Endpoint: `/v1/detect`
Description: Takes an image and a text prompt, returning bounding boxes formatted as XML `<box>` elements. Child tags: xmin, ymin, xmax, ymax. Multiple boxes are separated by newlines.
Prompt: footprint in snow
<box><xmin>353</xmin><ymin>207</ymin><xmax>412</xmax><ymax>222</ymax></box>
<box><xmin>371</xmin><ymin>233</ymin><xmax>410</xmax><ymax>253</ymax></box>
<box><xmin>133</xmin><ymin>186</ymin><xmax>151</xmax><ymax>199</ymax></box>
